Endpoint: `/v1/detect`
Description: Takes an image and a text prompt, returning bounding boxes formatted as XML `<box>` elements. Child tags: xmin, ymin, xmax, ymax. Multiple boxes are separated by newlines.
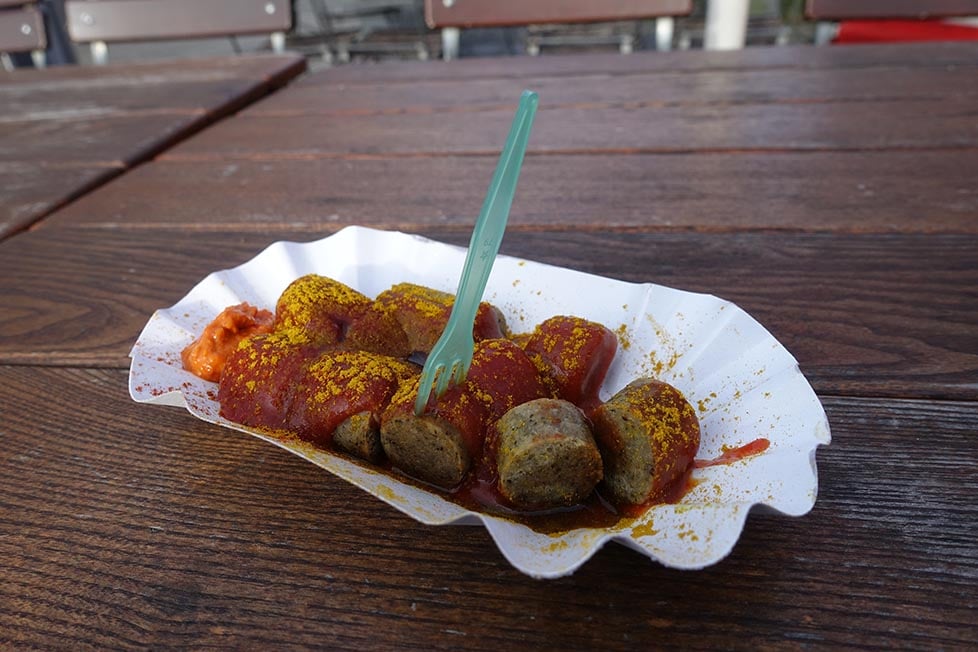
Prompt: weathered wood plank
<box><xmin>1</xmin><ymin>365</ymin><xmax>974</xmax><ymax>649</ymax></box>
<box><xmin>1</xmin><ymin>79</ymin><xmax>273</xmax><ymax>124</ymax></box>
<box><xmin>0</xmin><ymin>55</ymin><xmax>307</xmax><ymax>123</ymax></box>
<box><xmin>426</xmin><ymin>0</ymin><xmax>693</xmax><ymax>29</ymax></box>
<box><xmin>0</xmin><ymin>112</ymin><xmax>206</xmax><ymax>166</ymax></box>
<box><xmin>1</xmin><ymin>228</ymin><xmax>975</xmax><ymax>400</ymax></box>
<box><xmin>256</xmin><ymin>64</ymin><xmax>978</xmax><ymax>117</ymax></box>
<box><xmin>0</xmin><ymin>54</ymin><xmax>306</xmax><ymax>239</ymax></box>
<box><xmin>40</xmin><ymin>150</ymin><xmax>978</xmax><ymax>234</ymax></box>
<box><xmin>0</xmin><ymin>53</ymin><xmax>306</xmax><ymax>87</ymax></box>
<box><xmin>162</xmin><ymin>97</ymin><xmax>978</xmax><ymax>159</ymax></box>
<box><xmin>1</xmin><ymin>162</ymin><xmax>120</xmax><ymax>236</ymax></box>
<box><xmin>806</xmin><ymin>0</ymin><xmax>978</xmax><ymax>19</ymax></box>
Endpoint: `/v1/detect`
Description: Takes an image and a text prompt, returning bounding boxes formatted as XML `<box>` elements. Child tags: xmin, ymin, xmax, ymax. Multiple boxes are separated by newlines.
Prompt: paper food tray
<box><xmin>129</xmin><ymin>226</ymin><xmax>831</xmax><ymax>578</ymax></box>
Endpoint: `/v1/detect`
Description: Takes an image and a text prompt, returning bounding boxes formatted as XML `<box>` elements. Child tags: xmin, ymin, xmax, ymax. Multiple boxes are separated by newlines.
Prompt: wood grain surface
<box><xmin>1</xmin><ymin>161</ymin><xmax>120</xmax><ymax>230</ymax></box>
<box><xmin>254</xmin><ymin>63</ymin><xmax>978</xmax><ymax>116</ymax></box>
<box><xmin>43</xmin><ymin>150</ymin><xmax>978</xmax><ymax>234</ymax></box>
<box><xmin>0</xmin><ymin>54</ymin><xmax>306</xmax><ymax>239</ymax></box>
<box><xmin>2</xmin><ymin>42</ymin><xmax>977</xmax><ymax>649</ymax></box>
<box><xmin>42</xmin><ymin>43</ymin><xmax>978</xmax><ymax>237</ymax></box>
<box><xmin>1</xmin><ymin>366</ymin><xmax>975</xmax><ymax>649</ymax></box>
<box><xmin>160</xmin><ymin>97</ymin><xmax>978</xmax><ymax>158</ymax></box>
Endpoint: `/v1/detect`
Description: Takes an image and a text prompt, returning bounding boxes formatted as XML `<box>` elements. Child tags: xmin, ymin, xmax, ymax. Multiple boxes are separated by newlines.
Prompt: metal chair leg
<box><xmin>655</xmin><ymin>17</ymin><xmax>674</xmax><ymax>51</ymax></box>
<box><xmin>441</xmin><ymin>26</ymin><xmax>459</xmax><ymax>60</ymax></box>
<box><xmin>90</xmin><ymin>40</ymin><xmax>108</xmax><ymax>65</ymax></box>
<box><xmin>619</xmin><ymin>33</ymin><xmax>634</xmax><ymax>54</ymax></box>
<box><xmin>704</xmin><ymin>0</ymin><xmax>749</xmax><ymax>50</ymax></box>
<box><xmin>270</xmin><ymin>31</ymin><xmax>286</xmax><ymax>53</ymax></box>
<box><xmin>814</xmin><ymin>22</ymin><xmax>839</xmax><ymax>45</ymax></box>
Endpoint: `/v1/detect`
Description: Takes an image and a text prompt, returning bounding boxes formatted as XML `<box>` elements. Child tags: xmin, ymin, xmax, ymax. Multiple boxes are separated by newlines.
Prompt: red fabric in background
<box><xmin>834</xmin><ymin>19</ymin><xmax>978</xmax><ymax>43</ymax></box>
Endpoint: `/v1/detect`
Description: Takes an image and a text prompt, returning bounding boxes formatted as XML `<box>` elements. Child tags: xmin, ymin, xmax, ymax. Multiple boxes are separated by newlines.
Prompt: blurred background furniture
<box><xmin>0</xmin><ymin>0</ymin><xmax>46</xmax><ymax>69</ymax></box>
<box><xmin>15</xmin><ymin>1</ymin><xmax>977</xmax><ymax>70</ymax></box>
<box><xmin>425</xmin><ymin>0</ymin><xmax>693</xmax><ymax>59</ymax></box>
<box><xmin>297</xmin><ymin>0</ymin><xmax>431</xmax><ymax>63</ymax></box>
<box><xmin>64</xmin><ymin>0</ymin><xmax>293</xmax><ymax>64</ymax></box>
<box><xmin>805</xmin><ymin>0</ymin><xmax>978</xmax><ymax>44</ymax></box>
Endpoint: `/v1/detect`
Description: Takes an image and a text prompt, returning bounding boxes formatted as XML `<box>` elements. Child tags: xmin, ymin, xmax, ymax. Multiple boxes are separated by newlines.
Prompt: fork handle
<box><xmin>413</xmin><ymin>91</ymin><xmax>538</xmax><ymax>417</ymax></box>
<box><xmin>453</xmin><ymin>90</ymin><xmax>539</xmax><ymax>321</ymax></box>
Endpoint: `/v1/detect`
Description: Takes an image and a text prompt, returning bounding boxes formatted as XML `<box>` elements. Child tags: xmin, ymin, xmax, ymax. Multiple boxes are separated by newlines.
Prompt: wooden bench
<box><xmin>424</xmin><ymin>0</ymin><xmax>692</xmax><ymax>59</ymax></box>
<box><xmin>0</xmin><ymin>0</ymin><xmax>46</xmax><ymax>69</ymax></box>
<box><xmin>64</xmin><ymin>0</ymin><xmax>293</xmax><ymax>64</ymax></box>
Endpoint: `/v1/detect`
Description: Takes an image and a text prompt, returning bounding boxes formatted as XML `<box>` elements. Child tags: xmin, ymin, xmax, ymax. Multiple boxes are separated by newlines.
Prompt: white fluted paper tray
<box><xmin>129</xmin><ymin>226</ymin><xmax>831</xmax><ymax>578</ymax></box>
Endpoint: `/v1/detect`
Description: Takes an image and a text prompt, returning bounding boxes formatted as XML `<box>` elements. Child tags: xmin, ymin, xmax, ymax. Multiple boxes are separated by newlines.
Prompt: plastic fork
<box><xmin>414</xmin><ymin>90</ymin><xmax>539</xmax><ymax>415</ymax></box>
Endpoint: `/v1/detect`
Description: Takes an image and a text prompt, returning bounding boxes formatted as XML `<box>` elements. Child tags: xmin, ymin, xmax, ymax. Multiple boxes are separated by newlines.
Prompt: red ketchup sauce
<box><xmin>693</xmin><ymin>438</ymin><xmax>771</xmax><ymax>469</ymax></box>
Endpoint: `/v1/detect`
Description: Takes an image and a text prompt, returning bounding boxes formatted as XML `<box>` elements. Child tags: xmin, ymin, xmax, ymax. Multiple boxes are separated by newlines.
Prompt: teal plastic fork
<box><xmin>414</xmin><ymin>90</ymin><xmax>539</xmax><ymax>415</ymax></box>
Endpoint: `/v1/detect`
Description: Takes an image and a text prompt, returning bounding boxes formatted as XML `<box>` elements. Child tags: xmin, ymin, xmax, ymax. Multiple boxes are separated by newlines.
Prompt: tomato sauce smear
<box><xmin>693</xmin><ymin>438</ymin><xmax>770</xmax><ymax>469</ymax></box>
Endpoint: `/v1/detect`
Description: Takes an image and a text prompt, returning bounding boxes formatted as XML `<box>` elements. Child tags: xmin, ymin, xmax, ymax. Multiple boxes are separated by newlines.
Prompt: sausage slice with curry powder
<box><xmin>380</xmin><ymin>339</ymin><xmax>549</xmax><ymax>489</ymax></box>
<box><xmin>492</xmin><ymin>398</ymin><xmax>603</xmax><ymax>510</ymax></box>
<box><xmin>522</xmin><ymin>315</ymin><xmax>617</xmax><ymax>414</ymax></box>
<box><xmin>274</xmin><ymin>274</ymin><xmax>371</xmax><ymax>346</ymax></box>
<box><xmin>289</xmin><ymin>350</ymin><xmax>417</xmax><ymax>461</ymax></box>
<box><xmin>590</xmin><ymin>378</ymin><xmax>700</xmax><ymax>507</ymax></box>
<box><xmin>218</xmin><ymin>329</ymin><xmax>320</xmax><ymax>431</ymax></box>
<box><xmin>375</xmin><ymin>282</ymin><xmax>508</xmax><ymax>355</ymax></box>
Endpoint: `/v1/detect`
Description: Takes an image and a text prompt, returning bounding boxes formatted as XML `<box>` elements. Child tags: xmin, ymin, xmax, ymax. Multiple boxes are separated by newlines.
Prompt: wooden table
<box><xmin>2</xmin><ymin>42</ymin><xmax>976</xmax><ymax>648</ymax></box>
<box><xmin>0</xmin><ymin>54</ymin><xmax>306</xmax><ymax>239</ymax></box>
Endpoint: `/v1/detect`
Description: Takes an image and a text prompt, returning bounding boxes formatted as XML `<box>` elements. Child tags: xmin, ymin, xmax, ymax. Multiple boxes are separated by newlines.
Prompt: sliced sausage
<box><xmin>333</xmin><ymin>411</ymin><xmax>384</xmax><ymax>463</ymax></box>
<box><xmin>492</xmin><ymin>398</ymin><xmax>604</xmax><ymax>510</ymax></box>
<box><xmin>344</xmin><ymin>300</ymin><xmax>411</xmax><ymax>358</ymax></box>
<box><xmin>274</xmin><ymin>274</ymin><xmax>371</xmax><ymax>346</ymax></box>
<box><xmin>590</xmin><ymin>378</ymin><xmax>700</xmax><ymax>506</ymax></box>
<box><xmin>380</xmin><ymin>384</ymin><xmax>475</xmax><ymax>489</ymax></box>
<box><xmin>462</xmin><ymin>339</ymin><xmax>551</xmax><ymax>423</ymax></box>
<box><xmin>218</xmin><ymin>329</ymin><xmax>319</xmax><ymax>430</ymax></box>
<box><xmin>375</xmin><ymin>282</ymin><xmax>508</xmax><ymax>354</ymax></box>
<box><xmin>380</xmin><ymin>339</ymin><xmax>548</xmax><ymax>489</ymax></box>
<box><xmin>289</xmin><ymin>349</ymin><xmax>417</xmax><ymax>452</ymax></box>
<box><xmin>522</xmin><ymin>315</ymin><xmax>617</xmax><ymax>413</ymax></box>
